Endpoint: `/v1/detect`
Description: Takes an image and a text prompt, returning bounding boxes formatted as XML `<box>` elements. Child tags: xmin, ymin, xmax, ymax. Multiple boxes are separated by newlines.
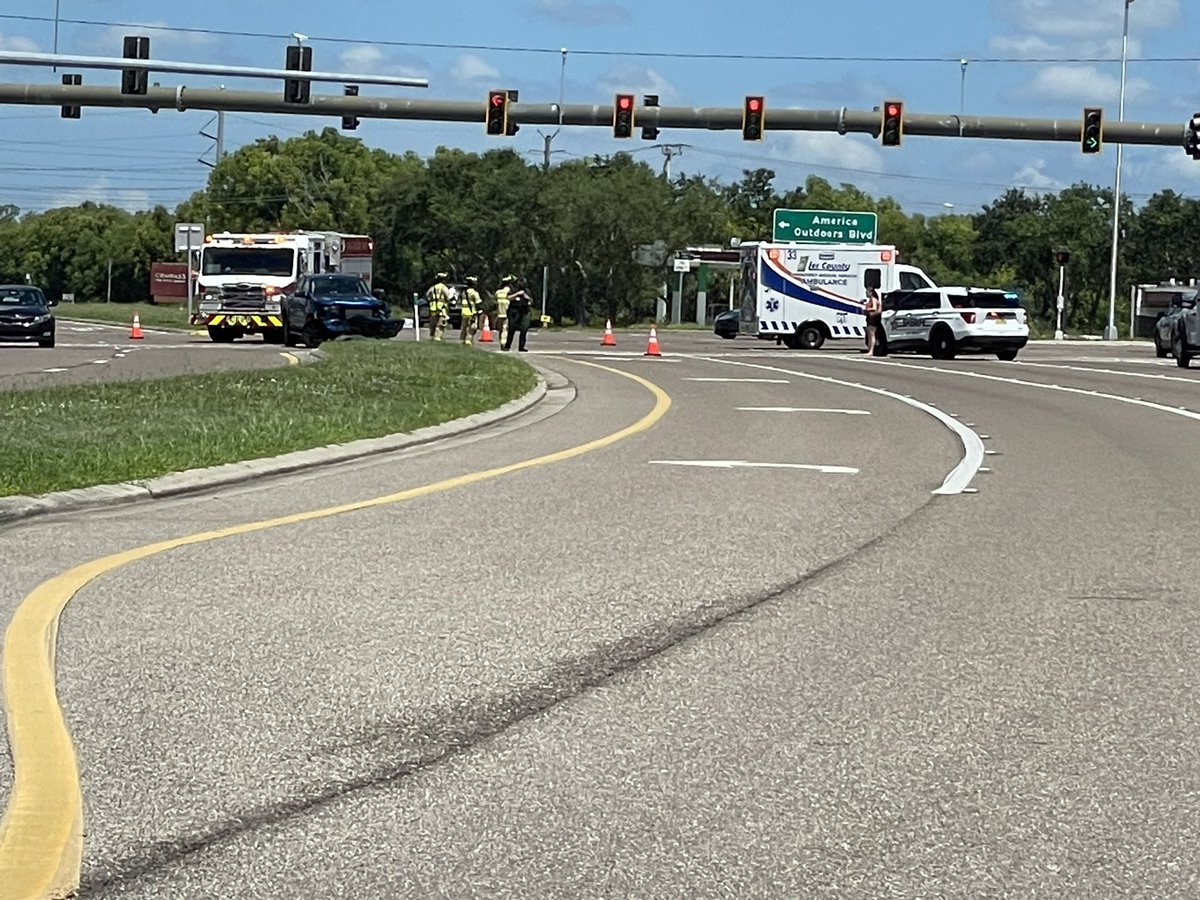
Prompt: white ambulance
<box><xmin>737</xmin><ymin>241</ymin><xmax>936</xmax><ymax>349</ymax></box>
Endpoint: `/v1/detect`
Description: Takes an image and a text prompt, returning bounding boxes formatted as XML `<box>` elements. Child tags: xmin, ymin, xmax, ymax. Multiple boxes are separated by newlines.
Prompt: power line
<box><xmin>3</xmin><ymin>13</ymin><xmax>1199</xmax><ymax>65</ymax></box>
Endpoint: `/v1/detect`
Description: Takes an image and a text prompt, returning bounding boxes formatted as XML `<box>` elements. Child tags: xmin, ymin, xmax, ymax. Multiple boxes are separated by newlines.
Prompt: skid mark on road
<box><xmin>0</xmin><ymin>359</ymin><xmax>669</xmax><ymax>900</ymax></box>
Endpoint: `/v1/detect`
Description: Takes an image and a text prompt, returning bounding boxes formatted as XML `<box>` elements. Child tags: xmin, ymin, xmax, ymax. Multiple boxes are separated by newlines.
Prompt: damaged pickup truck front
<box><xmin>282</xmin><ymin>273</ymin><xmax>403</xmax><ymax>349</ymax></box>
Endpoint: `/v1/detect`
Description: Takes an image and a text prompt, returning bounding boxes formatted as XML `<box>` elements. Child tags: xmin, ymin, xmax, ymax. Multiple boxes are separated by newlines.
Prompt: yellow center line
<box><xmin>0</xmin><ymin>359</ymin><xmax>670</xmax><ymax>900</ymax></box>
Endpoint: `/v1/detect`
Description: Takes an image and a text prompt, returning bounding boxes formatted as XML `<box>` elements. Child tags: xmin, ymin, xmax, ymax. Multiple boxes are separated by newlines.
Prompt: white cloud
<box><xmin>340</xmin><ymin>45</ymin><xmax>384</xmax><ymax>72</ymax></box>
<box><xmin>1012</xmin><ymin>65</ymin><xmax>1154</xmax><ymax>104</ymax></box>
<box><xmin>94</xmin><ymin>22</ymin><xmax>218</xmax><ymax>54</ymax></box>
<box><xmin>0</xmin><ymin>32</ymin><xmax>39</xmax><ymax>53</ymax></box>
<box><xmin>1161</xmin><ymin>147</ymin><xmax>1200</xmax><ymax>182</ymax></box>
<box><xmin>779</xmin><ymin>131</ymin><xmax>884</xmax><ymax>178</ymax></box>
<box><xmin>598</xmin><ymin>63</ymin><xmax>678</xmax><ymax>102</ymax></box>
<box><xmin>1010</xmin><ymin>159</ymin><xmax>1061</xmax><ymax>192</ymax></box>
<box><xmin>532</xmin><ymin>0</ymin><xmax>631</xmax><ymax>26</ymax></box>
<box><xmin>450</xmin><ymin>54</ymin><xmax>500</xmax><ymax>86</ymax></box>
<box><xmin>51</xmin><ymin>179</ymin><xmax>151</xmax><ymax>213</ymax></box>
<box><xmin>990</xmin><ymin>0</ymin><xmax>1180</xmax><ymax>42</ymax></box>
<box><xmin>338</xmin><ymin>45</ymin><xmax>429</xmax><ymax>80</ymax></box>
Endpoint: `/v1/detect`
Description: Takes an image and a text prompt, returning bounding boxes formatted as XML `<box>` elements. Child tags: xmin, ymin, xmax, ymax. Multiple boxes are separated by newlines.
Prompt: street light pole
<box><xmin>1105</xmin><ymin>0</ymin><xmax>1133</xmax><ymax>341</ymax></box>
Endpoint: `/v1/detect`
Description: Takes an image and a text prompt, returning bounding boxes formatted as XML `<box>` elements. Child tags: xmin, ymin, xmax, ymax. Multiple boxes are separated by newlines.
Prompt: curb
<box><xmin>0</xmin><ymin>369</ymin><xmax>556</xmax><ymax>528</ymax></box>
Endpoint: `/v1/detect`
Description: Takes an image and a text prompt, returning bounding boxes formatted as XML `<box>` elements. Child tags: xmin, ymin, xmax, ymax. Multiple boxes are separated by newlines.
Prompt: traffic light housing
<box><xmin>342</xmin><ymin>85</ymin><xmax>359</xmax><ymax>131</ymax></box>
<box><xmin>505</xmin><ymin>89</ymin><xmax>519</xmax><ymax>136</ymax></box>
<box><xmin>1054</xmin><ymin>249</ymin><xmax>1071</xmax><ymax>267</ymax></box>
<box><xmin>641</xmin><ymin>94</ymin><xmax>660</xmax><ymax>141</ymax></box>
<box><xmin>284</xmin><ymin>44</ymin><xmax>313</xmax><ymax>104</ymax></box>
<box><xmin>742</xmin><ymin>96</ymin><xmax>764</xmax><ymax>141</ymax></box>
<box><xmin>60</xmin><ymin>73</ymin><xmax>81</xmax><ymax>119</ymax></box>
<box><xmin>1185</xmin><ymin>113</ymin><xmax>1200</xmax><ymax>160</ymax></box>
<box><xmin>121</xmin><ymin>35</ymin><xmax>149</xmax><ymax>96</ymax></box>
<box><xmin>613</xmin><ymin>93</ymin><xmax>634</xmax><ymax>139</ymax></box>
<box><xmin>1082</xmin><ymin>107</ymin><xmax>1103</xmax><ymax>154</ymax></box>
<box><xmin>485</xmin><ymin>89</ymin><xmax>509</xmax><ymax>136</ymax></box>
<box><xmin>881</xmin><ymin>101</ymin><xmax>903</xmax><ymax>147</ymax></box>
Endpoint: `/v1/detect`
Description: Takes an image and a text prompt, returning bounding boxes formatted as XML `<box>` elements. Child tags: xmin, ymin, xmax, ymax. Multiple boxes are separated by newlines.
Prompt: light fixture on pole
<box><xmin>1104</xmin><ymin>0</ymin><xmax>1133</xmax><ymax>342</ymax></box>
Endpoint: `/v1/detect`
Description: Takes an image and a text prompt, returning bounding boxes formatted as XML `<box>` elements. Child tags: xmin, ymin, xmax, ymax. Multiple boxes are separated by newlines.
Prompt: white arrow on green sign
<box><xmin>772</xmin><ymin>209</ymin><xmax>878</xmax><ymax>244</ymax></box>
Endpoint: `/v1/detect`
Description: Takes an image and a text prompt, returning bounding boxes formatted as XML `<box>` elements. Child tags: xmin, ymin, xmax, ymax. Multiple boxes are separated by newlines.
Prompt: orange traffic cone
<box><xmin>601</xmin><ymin>319</ymin><xmax>616</xmax><ymax>346</ymax></box>
<box><xmin>129</xmin><ymin>313</ymin><xmax>144</xmax><ymax>340</ymax></box>
<box><xmin>479</xmin><ymin>315</ymin><xmax>494</xmax><ymax>343</ymax></box>
<box><xmin>644</xmin><ymin>325</ymin><xmax>662</xmax><ymax>357</ymax></box>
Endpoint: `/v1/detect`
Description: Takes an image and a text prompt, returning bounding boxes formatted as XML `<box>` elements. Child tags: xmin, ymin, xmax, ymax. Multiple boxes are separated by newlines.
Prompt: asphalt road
<box><xmin>2</xmin><ymin>329</ymin><xmax>1199</xmax><ymax>898</ymax></box>
<box><xmin>0</xmin><ymin>320</ymin><xmax>292</xmax><ymax>389</ymax></box>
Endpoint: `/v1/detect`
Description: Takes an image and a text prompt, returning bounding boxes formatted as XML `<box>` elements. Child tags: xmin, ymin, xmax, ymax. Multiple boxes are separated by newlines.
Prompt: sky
<box><xmin>0</xmin><ymin>0</ymin><xmax>1198</xmax><ymax>221</ymax></box>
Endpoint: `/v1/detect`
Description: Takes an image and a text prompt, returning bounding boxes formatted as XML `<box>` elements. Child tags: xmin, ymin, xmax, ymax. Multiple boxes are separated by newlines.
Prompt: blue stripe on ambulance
<box><xmin>759</xmin><ymin>259</ymin><xmax>863</xmax><ymax>317</ymax></box>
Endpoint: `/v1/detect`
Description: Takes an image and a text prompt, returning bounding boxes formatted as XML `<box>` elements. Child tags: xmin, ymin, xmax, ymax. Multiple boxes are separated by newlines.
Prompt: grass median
<box><xmin>57</xmin><ymin>301</ymin><xmax>194</xmax><ymax>330</ymax></box>
<box><xmin>0</xmin><ymin>340</ymin><xmax>538</xmax><ymax>498</ymax></box>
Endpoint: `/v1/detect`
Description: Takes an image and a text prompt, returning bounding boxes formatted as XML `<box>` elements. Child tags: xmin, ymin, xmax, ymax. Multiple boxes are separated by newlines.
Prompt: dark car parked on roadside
<box><xmin>282</xmin><ymin>274</ymin><xmax>403</xmax><ymax>348</ymax></box>
<box><xmin>0</xmin><ymin>285</ymin><xmax>57</xmax><ymax>348</ymax></box>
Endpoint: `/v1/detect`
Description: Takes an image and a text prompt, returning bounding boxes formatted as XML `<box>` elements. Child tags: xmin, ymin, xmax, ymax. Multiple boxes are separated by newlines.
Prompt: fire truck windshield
<box><xmin>202</xmin><ymin>247</ymin><xmax>295</xmax><ymax>277</ymax></box>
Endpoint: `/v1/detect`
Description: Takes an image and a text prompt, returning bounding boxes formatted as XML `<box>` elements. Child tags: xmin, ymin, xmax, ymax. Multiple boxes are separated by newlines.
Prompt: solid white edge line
<box><xmin>696</xmin><ymin>356</ymin><xmax>985</xmax><ymax>496</ymax></box>
<box><xmin>870</xmin><ymin>358</ymin><xmax>1200</xmax><ymax>423</ymax></box>
<box><xmin>735</xmin><ymin>407</ymin><xmax>871</xmax><ymax>415</ymax></box>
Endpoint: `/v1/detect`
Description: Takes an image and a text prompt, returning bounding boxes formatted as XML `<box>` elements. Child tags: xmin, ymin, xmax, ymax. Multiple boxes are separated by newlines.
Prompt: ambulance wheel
<box><xmin>797</xmin><ymin>325</ymin><xmax>824</xmax><ymax>350</ymax></box>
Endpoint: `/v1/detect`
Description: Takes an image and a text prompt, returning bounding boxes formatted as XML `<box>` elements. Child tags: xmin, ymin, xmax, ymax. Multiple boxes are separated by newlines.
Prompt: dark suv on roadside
<box><xmin>0</xmin><ymin>285</ymin><xmax>56</xmax><ymax>348</ymax></box>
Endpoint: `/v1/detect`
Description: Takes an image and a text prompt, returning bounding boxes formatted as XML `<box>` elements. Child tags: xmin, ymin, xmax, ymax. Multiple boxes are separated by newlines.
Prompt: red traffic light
<box><xmin>748</xmin><ymin>98</ymin><xmax>761</xmax><ymax>112</ymax></box>
<box><xmin>887</xmin><ymin>103</ymin><xmax>900</xmax><ymax>117</ymax></box>
<box><xmin>490</xmin><ymin>92</ymin><xmax>505</xmax><ymax>107</ymax></box>
<box><xmin>618</xmin><ymin>96</ymin><xmax>632</xmax><ymax>110</ymax></box>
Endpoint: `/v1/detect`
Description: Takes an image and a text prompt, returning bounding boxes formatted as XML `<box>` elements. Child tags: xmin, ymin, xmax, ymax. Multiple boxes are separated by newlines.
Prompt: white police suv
<box><xmin>876</xmin><ymin>287</ymin><xmax>1029</xmax><ymax>361</ymax></box>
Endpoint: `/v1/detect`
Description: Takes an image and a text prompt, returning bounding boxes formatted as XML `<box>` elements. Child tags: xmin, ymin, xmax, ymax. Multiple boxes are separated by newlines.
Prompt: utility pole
<box><xmin>660</xmin><ymin>143</ymin><xmax>687</xmax><ymax>181</ymax></box>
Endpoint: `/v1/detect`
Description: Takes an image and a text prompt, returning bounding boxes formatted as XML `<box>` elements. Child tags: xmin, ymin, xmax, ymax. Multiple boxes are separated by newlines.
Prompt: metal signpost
<box><xmin>773</xmin><ymin>209</ymin><xmax>878</xmax><ymax>244</ymax></box>
<box><xmin>174</xmin><ymin>223</ymin><xmax>204</xmax><ymax>322</ymax></box>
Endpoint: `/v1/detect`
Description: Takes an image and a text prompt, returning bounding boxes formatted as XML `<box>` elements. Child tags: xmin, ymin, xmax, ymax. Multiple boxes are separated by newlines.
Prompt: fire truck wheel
<box><xmin>207</xmin><ymin>325</ymin><xmax>237</xmax><ymax>343</ymax></box>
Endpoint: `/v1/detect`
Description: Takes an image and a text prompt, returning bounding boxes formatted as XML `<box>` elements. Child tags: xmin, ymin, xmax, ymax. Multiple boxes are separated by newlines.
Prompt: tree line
<box><xmin>2</xmin><ymin>126</ymin><xmax>1199</xmax><ymax>331</ymax></box>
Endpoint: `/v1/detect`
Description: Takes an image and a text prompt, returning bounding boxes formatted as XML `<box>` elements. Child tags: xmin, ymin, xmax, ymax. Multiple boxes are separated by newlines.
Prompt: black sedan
<box><xmin>283</xmin><ymin>274</ymin><xmax>403</xmax><ymax>348</ymax></box>
<box><xmin>0</xmin><ymin>285</ymin><xmax>57</xmax><ymax>348</ymax></box>
<box><xmin>714</xmin><ymin>308</ymin><xmax>739</xmax><ymax>339</ymax></box>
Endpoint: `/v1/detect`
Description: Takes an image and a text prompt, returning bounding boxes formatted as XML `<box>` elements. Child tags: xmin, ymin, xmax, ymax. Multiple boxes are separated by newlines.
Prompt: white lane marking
<box><xmin>41</xmin><ymin>368</ymin><xmax>67</xmax><ymax>373</ymax></box>
<box><xmin>870</xmin><ymin>358</ymin><xmax>1200</xmax><ymax>424</ymax></box>
<box><xmin>91</xmin><ymin>359</ymin><xmax>109</xmax><ymax>365</ymax></box>
<box><xmin>650</xmin><ymin>459</ymin><xmax>858</xmax><ymax>475</ymax></box>
<box><xmin>1012</xmin><ymin>359</ymin><xmax>1200</xmax><ymax>384</ymax></box>
<box><xmin>736</xmin><ymin>406</ymin><xmax>871</xmax><ymax>415</ymax></box>
<box><xmin>697</xmin><ymin>357</ymin><xmax>985</xmax><ymax>496</ymax></box>
<box><xmin>685</xmin><ymin>377</ymin><xmax>790</xmax><ymax>383</ymax></box>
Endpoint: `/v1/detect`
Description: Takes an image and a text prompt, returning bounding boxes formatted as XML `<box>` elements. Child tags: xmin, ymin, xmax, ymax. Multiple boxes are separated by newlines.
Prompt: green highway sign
<box><xmin>772</xmin><ymin>209</ymin><xmax>878</xmax><ymax>244</ymax></box>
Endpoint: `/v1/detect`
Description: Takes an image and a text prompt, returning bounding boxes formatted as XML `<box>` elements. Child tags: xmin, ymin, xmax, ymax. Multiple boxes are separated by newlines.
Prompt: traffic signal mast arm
<box><xmin>3</xmin><ymin>81</ymin><xmax>1190</xmax><ymax>149</ymax></box>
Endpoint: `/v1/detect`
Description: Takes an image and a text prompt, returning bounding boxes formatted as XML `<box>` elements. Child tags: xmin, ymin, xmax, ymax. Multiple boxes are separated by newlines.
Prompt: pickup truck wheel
<box><xmin>282</xmin><ymin>316</ymin><xmax>298</xmax><ymax>348</ymax></box>
<box><xmin>304</xmin><ymin>323</ymin><xmax>323</xmax><ymax>349</ymax></box>
<box><xmin>1175</xmin><ymin>331</ymin><xmax>1193</xmax><ymax>368</ymax></box>
<box><xmin>930</xmin><ymin>327</ymin><xmax>957</xmax><ymax>360</ymax></box>
<box><xmin>1154</xmin><ymin>334</ymin><xmax>1169</xmax><ymax>358</ymax></box>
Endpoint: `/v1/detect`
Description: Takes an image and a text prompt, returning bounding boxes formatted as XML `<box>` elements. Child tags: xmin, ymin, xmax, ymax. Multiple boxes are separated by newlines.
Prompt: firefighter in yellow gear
<box><xmin>426</xmin><ymin>272</ymin><xmax>451</xmax><ymax>341</ymax></box>
<box><xmin>460</xmin><ymin>275</ymin><xmax>483</xmax><ymax>345</ymax></box>
<box><xmin>493</xmin><ymin>274</ymin><xmax>514</xmax><ymax>347</ymax></box>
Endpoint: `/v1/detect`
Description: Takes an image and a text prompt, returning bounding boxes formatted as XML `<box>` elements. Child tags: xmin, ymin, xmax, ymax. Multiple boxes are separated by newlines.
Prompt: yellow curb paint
<box><xmin>280</xmin><ymin>352</ymin><xmax>300</xmax><ymax>366</ymax></box>
<box><xmin>0</xmin><ymin>360</ymin><xmax>669</xmax><ymax>899</ymax></box>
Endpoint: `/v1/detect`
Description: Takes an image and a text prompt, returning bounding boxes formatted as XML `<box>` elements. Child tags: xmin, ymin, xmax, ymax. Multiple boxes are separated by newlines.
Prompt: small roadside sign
<box><xmin>772</xmin><ymin>209</ymin><xmax>878</xmax><ymax>244</ymax></box>
<box><xmin>174</xmin><ymin>223</ymin><xmax>204</xmax><ymax>253</ymax></box>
